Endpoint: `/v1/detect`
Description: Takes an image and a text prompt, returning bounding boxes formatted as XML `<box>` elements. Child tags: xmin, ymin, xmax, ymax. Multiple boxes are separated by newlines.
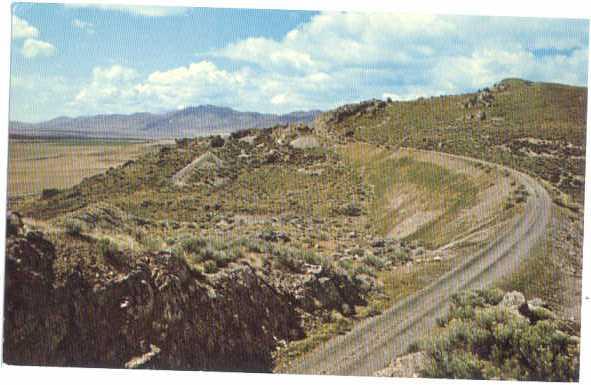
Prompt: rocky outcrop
<box><xmin>3</xmin><ymin>214</ymin><xmax>303</xmax><ymax>371</ymax></box>
<box><xmin>317</xmin><ymin>99</ymin><xmax>387</xmax><ymax>128</ymax></box>
<box><xmin>3</xmin><ymin>217</ymin><xmax>66</xmax><ymax>366</ymax></box>
<box><xmin>289</xmin><ymin>136</ymin><xmax>320</xmax><ymax>150</ymax></box>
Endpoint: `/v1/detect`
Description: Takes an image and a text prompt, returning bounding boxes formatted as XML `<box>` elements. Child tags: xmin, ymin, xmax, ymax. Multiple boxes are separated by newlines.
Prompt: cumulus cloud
<box><xmin>66</xmin><ymin>5</ymin><xmax>187</xmax><ymax>17</ymax></box>
<box><xmin>70</xmin><ymin>12</ymin><xmax>588</xmax><ymax>115</ymax></box>
<box><xmin>72</xmin><ymin>65</ymin><xmax>140</xmax><ymax>112</ymax></box>
<box><xmin>12</xmin><ymin>15</ymin><xmax>39</xmax><ymax>39</ymax></box>
<box><xmin>72</xmin><ymin>62</ymin><xmax>249</xmax><ymax>114</ymax></box>
<box><xmin>214</xmin><ymin>12</ymin><xmax>588</xmax><ymax>103</ymax></box>
<box><xmin>13</xmin><ymin>15</ymin><xmax>57</xmax><ymax>59</ymax></box>
<box><xmin>21</xmin><ymin>38</ymin><xmax>56</xmax><ymax>58</ymax></box>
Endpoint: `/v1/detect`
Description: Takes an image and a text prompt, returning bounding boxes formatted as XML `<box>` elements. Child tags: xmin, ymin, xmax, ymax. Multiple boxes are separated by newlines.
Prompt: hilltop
<box><xmin>318</xmin><ymin>78</ymin><xmax>586</xmax><ymax>202</ymax></box>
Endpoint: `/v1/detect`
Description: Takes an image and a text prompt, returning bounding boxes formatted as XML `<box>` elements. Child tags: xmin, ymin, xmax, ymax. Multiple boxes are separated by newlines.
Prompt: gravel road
<box><xmin>279</xmin><ymin>149</ymin><xmax>551</xmax><ymax>376</ymax></box>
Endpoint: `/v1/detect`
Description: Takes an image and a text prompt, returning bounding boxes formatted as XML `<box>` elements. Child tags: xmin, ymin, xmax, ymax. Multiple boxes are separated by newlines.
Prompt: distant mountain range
<box><xmin>9</xmin><ymin>105</ymin><xmax>322</xmax><ymax>139</ymax></box>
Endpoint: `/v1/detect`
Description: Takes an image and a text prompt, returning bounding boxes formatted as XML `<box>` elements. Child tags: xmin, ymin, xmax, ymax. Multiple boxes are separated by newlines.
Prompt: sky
<box><xmin>9</xmin><ymin>3</ymin><xmax>590</xmax><ymax>122</ymax></box>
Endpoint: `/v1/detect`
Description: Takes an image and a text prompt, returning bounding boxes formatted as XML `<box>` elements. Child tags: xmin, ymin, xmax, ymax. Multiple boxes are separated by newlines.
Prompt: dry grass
<box><xmin>339</xmin><ymin>143</ymin><xmax>480</xmax><ymax>246</ymax></box>
<box><xmin>8</xmin><ymin>138</ymin><xmax>153</xmax><ymax>197</ymax></box>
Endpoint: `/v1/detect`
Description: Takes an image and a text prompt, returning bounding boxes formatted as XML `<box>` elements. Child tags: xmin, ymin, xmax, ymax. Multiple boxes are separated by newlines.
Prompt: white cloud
<box><xmin>213</xmin><ymin>12</ymin><xmax>588</xmax><ymax>105</ymax></box>
<box><xmin>21</xmin><ymin>38</ymin><xmax>56</xmax><ymax>58</ymax></box>
<box><xmin>72</xmin><ymin>19</ymin><xmax>95</xmax><ymax>33</ymax></box>
<box><xmin>69</xmin><ymin>13</ymin><xmax>588</xmax><ymax>115</ymax></box>
<box><xmin>12</xmin><ymin>16</ymin><xmax>39</xmax><ymax>39</ymax></box>
<box><xmin>72</xmin><ymin>65</ymin><xmax>139</xmax><ymax>112</ymax></box>
<box><xmin>73</xmin><ymin>62</ymin><xmax>250</xmax><ymax>114</ymax></box>
<box><xmin>66</xmin><ymin>5</ymin><xmax>187</xmax><ymax>17</ymax></box>
<box><xmin>12</xmin><ymin>16</ymin><xmax>57</xmax><ymax>59</ymax></box>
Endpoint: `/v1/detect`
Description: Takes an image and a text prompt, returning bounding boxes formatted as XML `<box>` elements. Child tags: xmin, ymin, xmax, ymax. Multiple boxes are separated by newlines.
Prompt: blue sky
<box><xmin>9</xmin><ymin>3</ymin><xmax>590</xmax><ymax>122</ymax></box>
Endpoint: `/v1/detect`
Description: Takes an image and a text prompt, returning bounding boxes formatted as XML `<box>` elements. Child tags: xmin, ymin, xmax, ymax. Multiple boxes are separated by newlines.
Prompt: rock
<box><xmin>297</xmin><ymin>168</ymin><xmax>324</xmax><ymax>176</ymax></box>
<box><xmin>375</xmin><ymin>352</ymin><xmax>426</xmax><ymax>378</ymax></box>
<box><xmin>289</xmin><ymin>136</ymin><xmax>320</xmax><ymax>149</ymax></box>
<box><xmin>499</xmin><ymin>291</ymin><xmax>526</xmax><ymax>309</ymax></box>
<box><xmin>4</xmin><ymin>224</ymin><xmax>304</xmax><ymax>371</ymax></box>
<box><xmin>6</xmin><ymin>211</ymin><xmax>23</xmax><ymax>236</ymax></box>
<box><xmin>341</xmin><ymin>303</ymin><xmax>353</xmax><ymax>316</ymax></box>
<box><xmin>303</xmin><ymin>263</ymin><xmax>323</xmax><ymax>275</ymax></box>
<box><xmin>372</xmin><ymin>239</ymin><xmax>386</xmax><ymax>248</ymax></box>
<box><xmin>210</xmin><ymin>135</ymin><xmax>225</xmax><ymax>148</ymax></box>
<box><xmin>125</xmin><ymin>344</ymin><xmax>161</xmax><ymax>369</ymax></box>
<box><xmin>238</xmin><ymin>135</ymin><xmax>257</xmax><ymax>145</ymax></box>
<box><xmin>238</xmin><ymin>149</ymin><xmax>250</xmax><ymax>159</ymax></box>
<box><xmin>265</xmin><ymin>149</ymin><xmax>282</xmax><ymax>164</ymax></box>
<box><xmin>41</xmin><ymin>188</ymin><xmax>60</xmax><ymax>200</ymax></box>
<box><xmin>172</xmin><ymin>152</ymin><xmax>224</xmax><ymax>186</ymax></box>
<box><xmin>354</xmin><ymin>273</ymin><xmax>377</xmax><ymax>293</ymax></box>
<box><xmin>259</xmin><ymin>230</ymin><xmax>290</xmax><ymax>242</ymax></box>
<box><xmin>528</xmin><ymin>297</ymin><xmax>548</xmax><ymax>308</ymax></box>
<box><xmin>340</xmin><ymin>202</ymin><xmax>363</xmax><ymax>217</ymax></box>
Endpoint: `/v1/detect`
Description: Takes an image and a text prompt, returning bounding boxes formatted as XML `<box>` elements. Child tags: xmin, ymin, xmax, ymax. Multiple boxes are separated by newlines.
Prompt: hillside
<box><xmin>318</xmin><ymin>78</ymin><xmax>587</xmax><ymax>202</ymax></box>
<box><xmin>5</xmin><ymin>78</ymin><xmax>586</xmax><ymax>375</ymax></box>
<box><xmin>9</xmin><ymin>105</ymin><xmax>322</xmax><ymax>139</ymax></box>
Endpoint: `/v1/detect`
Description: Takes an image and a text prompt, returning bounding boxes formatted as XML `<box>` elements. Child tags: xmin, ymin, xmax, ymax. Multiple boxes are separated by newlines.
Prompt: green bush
<box><xmin>181</xmin><ymin>237</ymin><xmax>207</xmax><ymax>254</ymax></box>
<box><xmin>64</xmin><ymin>219</ymin><xmax>83</xmax><ymax>236</ymax></box>
<box><xmin>181</xmin><ymin>236</ymin><xmax>245</xmax><ymax>269</ymax></box>
<box><xmin>203</xmin><ymin>260</ymin><xmax>218</xmax><ymax>274</ymax></box>
<box><xmin>420</xmin><ymin>290</ymin><xmax>580</xmax><ymax>381</ymax></box>
<box><xmin>97</xmin><ymin>238</ymin><xmax>119</xmax><ymax>259</ymax></box>
<box><xmin>364</xmin><ymin>254</ymin><xmax>386</xmax><ymax>270</ymax></box>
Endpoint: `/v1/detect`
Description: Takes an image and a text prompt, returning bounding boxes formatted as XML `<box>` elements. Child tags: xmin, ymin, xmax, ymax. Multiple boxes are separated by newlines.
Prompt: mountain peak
<box><xmin>9</xmin><ymin>105</ymin><xmax>322</xmax><ymax>139</ymax></box>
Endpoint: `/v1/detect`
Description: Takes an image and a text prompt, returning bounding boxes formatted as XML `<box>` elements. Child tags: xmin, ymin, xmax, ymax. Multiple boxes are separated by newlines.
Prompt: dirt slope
<box><xmin>278</xmin><ymin>149</ymin><xmax>551</xmax><ymax>376</ymax></box>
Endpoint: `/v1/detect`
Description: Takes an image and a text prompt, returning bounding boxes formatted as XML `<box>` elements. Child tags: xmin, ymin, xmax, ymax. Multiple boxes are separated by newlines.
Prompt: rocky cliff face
<box><xmin>4</xmin><ymin>211</ymin><xmax>370</xmax><ymax>370</ymax></box>
<box><xmin>3</xmin><ymin>213</ymin><xmax>305</xmax><ymax>370</ymax></box>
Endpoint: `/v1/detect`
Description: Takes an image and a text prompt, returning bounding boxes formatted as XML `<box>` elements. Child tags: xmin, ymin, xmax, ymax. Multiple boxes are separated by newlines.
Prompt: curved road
<box><xmin>279</xmin><ymin>149</ymin><xmax>552</xmax><ymax>376</ymax></box>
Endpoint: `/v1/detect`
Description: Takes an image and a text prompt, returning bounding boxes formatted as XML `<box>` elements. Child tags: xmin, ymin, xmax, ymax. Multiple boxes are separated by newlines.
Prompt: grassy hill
<box><xmin>319</xmin><ymin>78</ymin><xmax>587</xmax><ymax>202</ymax></box>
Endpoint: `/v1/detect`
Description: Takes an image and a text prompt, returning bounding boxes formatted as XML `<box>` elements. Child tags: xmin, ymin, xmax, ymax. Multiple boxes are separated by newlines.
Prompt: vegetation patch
<box><xmin>417</xmin><ymin>289</ymin><xmax>579</xmax><ymax>381</ymax></box>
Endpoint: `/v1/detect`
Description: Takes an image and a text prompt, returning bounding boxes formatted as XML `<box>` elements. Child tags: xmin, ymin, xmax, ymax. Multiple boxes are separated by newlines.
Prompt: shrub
<box><xmin>407</xmin><ymin>340</ymin><xmax>422</xmax><ymax>353</ymax></box>
<box><xmin>181</xmin><ymin>237</ymin><xmax>207</xmax><ymax>254</ymax></box>
<box><xmin>354</xmin><ymin>264</ymin><xmax>376</xmax><ymax>277</ymax></box>
<box><xmin>364</xmin><ymin>254</ymin><xmax>386</xmax><ymax>270</ymax></box>
<box><xmin>246</xmin><ymin>239</ymin><xmax>266</xmax><ymax>253</ymax></box>
<box><xmin>97</xmin><ymin>238</ymin><xmax>119</xmax><ymax>259</ymax></box>
<box><xmin>302</xmin><ymin>249</ymin><xmax>322</xmax><ymax>265</ymax></box>
<box><xmin>41</xmin><ymin>188</ymin><xmax>60</xmax><ymax>199</ymax></box>
<box><xmin>420</xmin><ymin>290</ymin><xmax>580</xmax><ymax>381</ymax></box>
<box><xmin>64</xmin><ymin>219</ymin><xmax>83</xmax><ymax>236</ymax></box>
<box><xmin>340</xmin><ymin>202</ymin><xmax>363</xmax><ymax>216</ymax></box>
<box><xmin>142</xmin><ymin>237</ymin><xmax>163</xmax><ymax>252</ymax></box>
<box><xmin>203</xmin><ymin>260</ymin><xmax>218</xmax><ymax>274</ymax></box>
<box><xmin>338</xmin><ymin>258</ymin><xmax>354</xmax><ymax>273</ymax></box>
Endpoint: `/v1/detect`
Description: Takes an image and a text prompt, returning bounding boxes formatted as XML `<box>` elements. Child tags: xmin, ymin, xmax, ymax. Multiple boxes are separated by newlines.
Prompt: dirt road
<box><xmin>279</xmin><ymin>149</ymin><xmax>551</xmax><ymax>376</ymax></box>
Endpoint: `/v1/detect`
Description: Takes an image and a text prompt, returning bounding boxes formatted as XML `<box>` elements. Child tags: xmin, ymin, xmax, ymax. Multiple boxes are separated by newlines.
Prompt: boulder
<box><xmin>375</xmin><ymin>352</ymin><xmax>426</xmax><ymax>378</ymax></box>
<box><xmin>499</xmin><ymin>291</ymin><xmax>526</xmax><ymax>309</ymax></box>
<box><xmin>238</xmin><ymin>135</ymin><xmax>257</xmax><ymax>145</ymax></box>
<box><xmin>6</xmin><ymin>211</ymin><xmax>23</xmax><ymax>236</ymax></box>
<box><xmin>289</xmin><ymin>136</ymin><xmax>320</xmax><ymax>149</ymax></box>
<box><xmin>210</xmin><ymin>135</ymin><xmax>225</xmax><ymax>148</ymax></box>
